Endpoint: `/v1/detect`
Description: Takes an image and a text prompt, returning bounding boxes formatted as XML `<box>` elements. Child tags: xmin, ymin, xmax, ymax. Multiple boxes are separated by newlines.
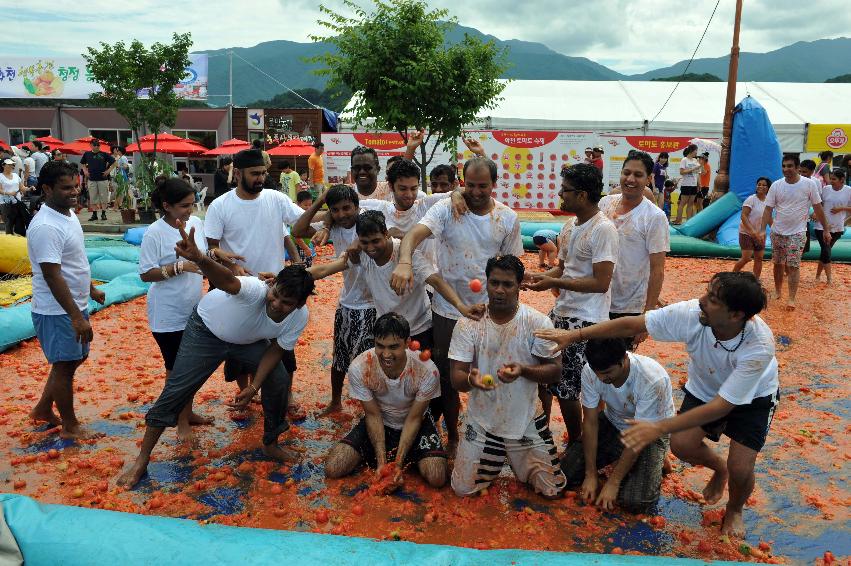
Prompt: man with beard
<box><xmin>291</xmin><ymin>185</ymin><xmax>374</xmax><ymax>416</ymax></box>
<box><xmin>323</xmin><ymin>313</ymin><xmax>448</xmax><ymax>487</ymax></box>
<box><xmin>391</xmin><ymin>157</ymin><xmax>523</xmax><ymax>453</ymax></box>
<box><xmin>204</xmin><ymin>149</ymin><xmax>305</xmax><ymax>393</ymax></box>
<box><xmin>537</xmin><ymin>272</ymin><xmax>778</xmax><ymax>537</ymax></box>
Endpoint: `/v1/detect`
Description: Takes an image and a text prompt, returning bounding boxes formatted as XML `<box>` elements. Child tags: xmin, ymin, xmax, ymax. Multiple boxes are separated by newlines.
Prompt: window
<box><xmin>89</xmin><ymin>129</ymin><xmax>133</xmax><ymax>149</ymax></box>
<box><xmin>8</xmin><ymin>128</ymin><xmax>51</xmax><ymax>146</ymax></box>
<box><xmin>172</xmin><ymin>130</ymin><xmax>217</xmax><ymax>150</ymax></box>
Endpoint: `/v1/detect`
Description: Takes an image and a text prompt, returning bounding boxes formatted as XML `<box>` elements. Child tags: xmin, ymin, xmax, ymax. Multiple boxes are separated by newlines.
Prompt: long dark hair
<box><xmin>151</xmin><ymin>177</ymin><xmax>194</xmax><ymax>213</ymax></box>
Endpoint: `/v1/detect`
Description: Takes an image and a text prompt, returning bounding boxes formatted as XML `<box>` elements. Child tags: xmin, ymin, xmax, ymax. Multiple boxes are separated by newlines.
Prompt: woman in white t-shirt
<box><xmin>673</xmin><ymin>144</ymin><xmax>702</xmax><ymax>224</ymax></box>
<box><xmin>733</xmin><ymin>177</ymin><xmax>771</xmax><ymax>277</ymax></box>
<box><xmin>1</xmin><ymin>158</ymin><xmax>25</xmax><ymax>235</ymax></box>
<box><xmin>814</xmin><ymin>168</ymin><xmax>851</xmax><ymax>284</ymax></box>
<box><xmin>139</xmin><ymin>177</ymin><xmax>240</xmax><ymax>441</ymax></box>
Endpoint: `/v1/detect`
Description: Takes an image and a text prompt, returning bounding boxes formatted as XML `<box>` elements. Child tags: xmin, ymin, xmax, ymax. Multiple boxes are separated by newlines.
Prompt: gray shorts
<box><xmin>88</xmin><ymin>180</ymin><xmax>110</xmax><ymax>206</ymax></box>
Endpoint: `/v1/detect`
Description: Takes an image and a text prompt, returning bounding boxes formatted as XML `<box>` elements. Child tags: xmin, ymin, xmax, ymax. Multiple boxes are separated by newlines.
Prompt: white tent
<box><xmin>341</xmin><ymin>80</ymin><xmax>851</xmax><ymax>152</ymax></box>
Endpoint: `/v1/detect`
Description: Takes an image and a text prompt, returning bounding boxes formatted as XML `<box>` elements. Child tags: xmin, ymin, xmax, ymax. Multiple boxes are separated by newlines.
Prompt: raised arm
<box><xmin>291</xmin><ymin>189</ymin><xmax>327</xmax><ymax>239</ymax></box>
<box><xmin>390</xmin><ymin>223</ymin><xmax>433</xmax><ymax>294</ymax></box>
<box><xmin>534</xmin><ymin>315</ymin><xmax>648</xmax><ymax>350</ymax></box>
<box><xmin>175</xmin><ymin>220</ymin><xmax>241</xmax><ymax>295</ymax></box>
<box><xmin>425</xmin><ymin>272</ymin><xmax>485</xmax><ymax>320</ymax></box>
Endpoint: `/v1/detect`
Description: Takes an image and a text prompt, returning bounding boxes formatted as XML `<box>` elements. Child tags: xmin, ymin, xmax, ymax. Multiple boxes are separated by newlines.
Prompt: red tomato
<box><xmin>47</xmin><ymin>449</ymin><xmax>60</xmax><ymax>460</ymax></box>
<box><xmin>823</xmin><ymin>551</ymin><xmax>835</xmax><ymax>564</ymax></box>
<box><xmin>419</xmin><ymin>350</ymin><xmax>431</xmax><ymax>362</ymax></box>
<box><xmin>315</xmin><ymin>509</ymin><xmax>330</xmax><ymax>523</ymax></box>
<box><xmin>697</xmin><ymin>540</ymin><xmax>712</xmax><ymax>553</ymax></box>
<box><xmin>408</xmin><ymin>340</ymin><xmax>421</xmax><ymax>351</ymax></box>
<box><xmin>611</xmin><ymin>547</ymin><xmax>624</xmax><ymax>555</ymax></box>
<box><xmin>12</xmin><ymin>479</ymin><xmax>26</xmax><ymax>490</ymax></box>
<box><xmin>271</xmin><ymin>484</ymin><xmax>283</xmax><ymax>495</ymax></box>
<box><xmin>758</xmin><ymin>541</ymin><xmax>771</xmax><ymax>552</ymax></box>
<box><xmin>352</xmin><ymin>504</ymin><xmax>365</xmax><ymax>516</ymax></box>
<box><xmin>469</xmin><ymin>279</ymin><xmax>483</xmax><ymax>293</ymax></box>
<box><xmin>148</xmin><ymin>498</ymin><xmax>163</xmax><ymax>510</ymax></box>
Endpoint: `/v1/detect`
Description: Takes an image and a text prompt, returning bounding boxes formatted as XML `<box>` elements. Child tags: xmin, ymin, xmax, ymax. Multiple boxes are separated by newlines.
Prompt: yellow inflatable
<box><xmin>0</xmin><ymin>234</ymin><xmax>31</xmax><ymax>275</ymax></box>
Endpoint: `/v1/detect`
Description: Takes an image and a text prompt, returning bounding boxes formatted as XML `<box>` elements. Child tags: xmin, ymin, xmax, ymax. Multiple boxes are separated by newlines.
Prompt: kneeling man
<box><xmin>449</xmin><ymin>255</ymin><xmax>566</xmax><ymax>498</ymax></box>
<box><xmin>324</xmin><ymin>313</ymin><xmax>447</xmax><ymax>487</ymax></box>
<box><xmin>561</xmin><ymin>337</ymin><xmax>674</xmax><ymax>512</ymax></box>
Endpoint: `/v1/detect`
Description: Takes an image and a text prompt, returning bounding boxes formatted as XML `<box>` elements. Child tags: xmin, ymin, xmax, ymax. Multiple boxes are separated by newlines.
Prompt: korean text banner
<box><xmin>0</xmin><ymin>55</ymin><xmax>208</xmax><ymax>100</ymax></box>
<box><xmin>600</xmin><ymin>135</ymin><xmax>719</xmax><ymax>189</ymax></box>
<box><xmin>320</xmin><ymin>132</ymin><xmax>453</xmax><ymax>186</ymax></box>
<box><xmin>805</xmin><ymin>124</ymin><xmax>850</xmax><ymax>153</ymax></box>
<box><xmin>460</xmin><ymin>130</ymin><xmax>598</xmax><ymax>210</ymax></box>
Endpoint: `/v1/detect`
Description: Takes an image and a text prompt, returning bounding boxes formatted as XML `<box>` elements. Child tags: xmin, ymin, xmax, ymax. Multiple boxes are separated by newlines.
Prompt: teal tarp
<box><xmin>0</xmin><ymin>494</ymin><xmax>736</xmax><ymax>566</ymax></box>
<box><xmin>677</xmin><ymin>192</ymin><xmax>742</xmax><ymax>238</ymax></box>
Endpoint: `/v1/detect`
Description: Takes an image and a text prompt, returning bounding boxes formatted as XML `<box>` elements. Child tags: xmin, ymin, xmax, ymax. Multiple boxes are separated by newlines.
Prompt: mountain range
<box><xmin>194</xmin><ymin>25</ymin><xmax>851</xmax><ymax>106</ymax></box>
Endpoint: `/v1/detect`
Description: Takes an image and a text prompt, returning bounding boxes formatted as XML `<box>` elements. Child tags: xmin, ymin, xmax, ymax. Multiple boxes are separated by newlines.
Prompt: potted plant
<box><xmin>113</xmin><ymin>174</ymin><xmax>136</xmax><ymax>224</ymax></box>
<box><xmin>134</xmin><ymin>157</ymin><xmax>174</xmax><ymax>224</ymax></box>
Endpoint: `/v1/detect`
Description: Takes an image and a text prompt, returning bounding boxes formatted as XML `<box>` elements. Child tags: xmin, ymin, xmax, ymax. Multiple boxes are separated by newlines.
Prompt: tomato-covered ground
<box><xmin>1</xmin><ymin>250</ymin><xmax>848</xmax><ymax>565</ymax></box>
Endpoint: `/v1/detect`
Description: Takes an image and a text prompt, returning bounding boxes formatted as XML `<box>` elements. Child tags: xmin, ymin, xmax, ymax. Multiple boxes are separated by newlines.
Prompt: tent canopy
<box><xmin>340</xmin><ymin>80</ymin><xmax>851</xmax><ymax>152</ymax></box>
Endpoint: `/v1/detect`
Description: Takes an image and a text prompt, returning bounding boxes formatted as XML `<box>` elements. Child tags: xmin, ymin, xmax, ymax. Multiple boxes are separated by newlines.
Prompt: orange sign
<box><xmin>623</xmin><ymin>136</ymin><xmax>692</xmax><ymax>152</ymax></box>
<box><xmin>352</xmin><ymin>132</ymin><xmax>406</xmax><ymax>150</ymax></box>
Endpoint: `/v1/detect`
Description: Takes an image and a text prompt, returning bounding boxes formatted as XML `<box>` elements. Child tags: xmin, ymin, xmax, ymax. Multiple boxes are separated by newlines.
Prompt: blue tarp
<box><xmin>728</xmin><ymin>96</ymin><xmax>782</xmax><ymax>201</ymax></box>
<box><xmin>0</xmin><ymin>494</ymin><xmax>738</xmax><ymax>566</ymax></box>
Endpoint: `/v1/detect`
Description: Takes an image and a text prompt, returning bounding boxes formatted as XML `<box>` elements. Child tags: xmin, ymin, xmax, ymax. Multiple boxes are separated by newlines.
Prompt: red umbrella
<box><xmin>266</xmin><ymin>138</ymin><xmax>315</xmax><ymax>157</ymax></box>
<box><xmin>126</xmin><ymin>133</ymin><xmax>207</xmax><ymax>155</ymax></box>
<box><xmin>56</xmin><ymin>136</ymin><xmax>110</xmax><ymax>156</ymax></box>
<box><xmin>0</xmin><ymin>140</ymin><xmax>9</xmax><ymax>151</ymax></box>
<box><xmin>35</xmin><ymin>135</ymin><xmax>65</xmax><ymax>147</ymax></box>
<box><xmin>202</xmin><ymin>138</ymin><xmax>251</xmax><ymax>156</ymax></box>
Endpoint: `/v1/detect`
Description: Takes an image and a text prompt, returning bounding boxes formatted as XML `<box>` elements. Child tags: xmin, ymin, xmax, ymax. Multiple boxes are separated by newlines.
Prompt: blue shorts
<box><xmin>32</xmin><ymin>310</ymin><xmax>90</xmax><ymax>363</ymax></box>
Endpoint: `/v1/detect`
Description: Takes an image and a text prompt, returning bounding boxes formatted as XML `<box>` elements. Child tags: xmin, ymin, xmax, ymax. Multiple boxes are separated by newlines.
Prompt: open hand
<box><xmin>620</xmin><ymin>419</ymin><xmax>664</xmax><ymax>452</ymax></box>
<box><xmin>312</xmin><ymin>227</ymin><xmax>330</xmax><ymax>247</ymax></box>
<box><xmin>458</xmin><ymin>303</ymin><xmax>485</xmax><ymax>321</ymax></box>
<box><xmin>522</xmin><ymin>273</ymin><xmax>556</xmax><ymax>291</ymax></box>
<box><xmin>468</xmin><ymin>368</ymin><xmax>495</xmax><ymax>391</ymax></box>
<box><xmin>533</xmin><ymin>328</ymin><xmax>582</xmax><ymax>350</ymax></box>
<box><xmin>594</xmin><ymin>480</ymin><xmax>619</xmax><ymax>511</ymax></box>
<box><xmin>462</xmin><ymin>136</ymin><xmax>485</xmax><ymax>157</ymax></box>
<box><xmin>406</xmin><ymin>128</ymin><xmax>425</xmax><ymax>151</ymax></box>
<box><xmin>497</xmin><ymin>362</ymin><xmax>523</xmax><ymax>383</ymax></box>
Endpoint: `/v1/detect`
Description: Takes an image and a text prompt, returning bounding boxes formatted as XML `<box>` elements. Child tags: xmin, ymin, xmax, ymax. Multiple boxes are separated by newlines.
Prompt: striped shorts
<box><xmin>451</xmin><ymin>413</ymin><xmax>566</xmax><ymax>498</ymax></box>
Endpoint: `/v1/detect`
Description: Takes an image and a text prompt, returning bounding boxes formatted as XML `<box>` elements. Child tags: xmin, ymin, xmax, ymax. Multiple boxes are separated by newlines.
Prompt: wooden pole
<box><xmin>713</xmin><ymin>0</ymin><xmax>743</xmax><ymax>197</ymax></box>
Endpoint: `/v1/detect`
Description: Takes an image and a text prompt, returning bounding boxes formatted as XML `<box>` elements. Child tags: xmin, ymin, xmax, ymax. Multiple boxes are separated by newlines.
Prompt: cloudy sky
<box><xmin>3</xmin><ymin>0</ymin><xmax>849</xmax><ymax>74</ymax></box>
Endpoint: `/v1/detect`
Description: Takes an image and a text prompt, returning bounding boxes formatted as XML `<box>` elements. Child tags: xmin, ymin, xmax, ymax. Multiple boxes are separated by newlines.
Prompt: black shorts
<box><xmin>680</xmin><ymin>185</ymin><xmax>698</xmax><ymax>197</ymax></box>
<box><xmin>342</xmin><ymin>412</ymin><xmax>446</xmax><ymax>467</ymax></box>
<box><xmin>152</xmin><ymin>330</ymin><xmax>184</xmax><ymax>371</ymax></box>
<box><xmin>699</xmin><ymin>187</ymin><xmax>709</xmax><ymax>199</ymax></box>
<box><xmin>679</xmin><ymin>388</ymin><xmax>779</xmax><ymax>452</ymax></box>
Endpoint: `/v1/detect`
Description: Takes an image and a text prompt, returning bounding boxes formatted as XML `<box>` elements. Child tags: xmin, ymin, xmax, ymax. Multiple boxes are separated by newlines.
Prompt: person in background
<box><xmin>839</xmin><ymin>154</ymin><xmax>851</xmax><ymax>175</ymax></box>
<box><xmin>80</xmin><ymin>139</ymin><xmax>115</xmax><ymax>222</ymax></box>
<box><xmin>1</xmin><ymin>157</ymin><xmax>26</xmax><ymax>235</ymax></box>
<box><xmin>51</xmin><ymin>149</ymin><xmax>65</xmax><ymax>162</ymax></box>
<box><xmin>796</xmin><ymin>159</ymin><xmax>818</xmax><ymax>258</ymax></box>
<box><xmin>674</xmin><ymin>144</ymin><xmax>701</xmax><ymax>224</ymax></box>
<box><xmin>32</xmin><ymin>141</ymin><xmax>50</xmax><ymax>178</ymax></box>
<box><xmin>279</xmin><ymin>161</ymin><xmax>301</xmax><ymax>201</ymax></box>
<box><xmin>297</xmin><ymin>169</ymin><xmax>310</xmax><ymax>192</ymax></box>
<box><xmin>532</xmin><ymin>229</ymin><xmax>559</xmax><ymax>269</ymax></box>
<box><xmin>293</xmin><ymin>190</ymin><xmax>316</xmax><ymax>268</ymax></box>
<box><xmin>662</xmin><ymin>179</ymin><xmax>678</xmax><ymax>220</ymax></box>
<box><xmin>814</xmin><ymin>168</ymin><xmax>851</xmax><ymax>285</ymax></box>
<box><xmin>111</xmin><ymin>146</ymin><xmax>131</xmax><ymax>209</ymax></box>
<box><xmin>23</xmin><ymin>147</ymin><xmax>37</xmax><ymax>190</ymax></box>
<box><xmin>733</xmin><ymin>177</ymin><xmax>771</xmax><ymax>278</ymax></box>
<box><xmin>308</xmin><ymin>142</ymin><xmax>325</xmax><ymax>193</ymax></box>
<box><xmin>213</xmin><ymin>156</ymin><xmax>235</xmax><ymax>199</ymax></box>
<box><xmin>653</xmin><ymin>152</ymin><xmax>669</xmax><ymax>208</ymax></box>
<box><xmin>697</xmin><ymin>152</ymin><xmax>712</xmax><ymax>212</ymax></box>
<box><xmin>583</xmin><ymin>147</ymin><xmax>594</xmax><ymax>165</ymax></box>
<box><xmin>429</xmin><ymin>164</ymin><xmax>457</xmax><ymax>194</ymax></box>
<box><xmin>813</xmin><ymin>151</ymin><xmax>833</xmax><ymax>187</ymax></box>
<box><xmin>590</xmin><ymin>146</ymin><xmax>605</xmax><ymax>172</ymax></box>
<box><xmin>27</xmin><ymin>161</ymin><xmax>106</xmax><ymax>439</ymax></box>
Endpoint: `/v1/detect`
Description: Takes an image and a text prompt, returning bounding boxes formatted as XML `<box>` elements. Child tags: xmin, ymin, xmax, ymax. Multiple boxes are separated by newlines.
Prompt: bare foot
<box><xmin>720</xmin><ymin>508</ymin><xmax>745</xmax><ymax>537</ymax></box>
<box><xmin>59</xmin><ymin>424</ymin><xmax>103</xmax><ymax>441</ymax></box>
<box><xmin>702</xmin><ymin>469</ymin><xmax>728</xmax><ymax>505</ymax></box>
<box><xmin>317</xmin><ymin>402</ymin><xmax>342</xmax><ymax>417</ymax></box>
<box><xmin>262</xmin><ymin>443</ymin><xmax>301</xmax><ymax>462</ymax></box>
<box><xmin>177</xmin><ymin>420</ymin><xmax>194</xmax><ymax>443</ymax></box>
<box><xmin>29</xmin><ymin>408</ymin><xmax>61</xmax><ymax>427</ymax></box>
<box><xmin>117</xmin><ymin>458</ymin><xmax>149</xmax><ymax>488</ymax></box>
<box><xmin>771</xmin><ymin>291</ymin><xmax>782</xmax><ymax>301</ymax></box>
<box><xmin>662</xmin><ymin>456</ymin><xmax>674</xmax><ymax>475</ymax></box>
<box><xmin>189</xmin><ymin>411</ymin><xmax>214</xmax><ymax>425</ymax></box>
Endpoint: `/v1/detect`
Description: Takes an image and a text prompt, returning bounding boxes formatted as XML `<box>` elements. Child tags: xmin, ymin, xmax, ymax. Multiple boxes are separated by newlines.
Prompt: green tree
<box><xmin>245</xmin><ymin>85</ymin><xmax>354</xmax><ymax>112</ymax></box>
<box><xmin>311</xmin><ymin>0</ymin><xmax>509</xmax><ymax>187</ymax></box>
<box><xmin>651</xmin><ymin>72</ymin><xmax>723</xmax><ymax>82</ymax></box>
<box><xmin>83</xmin><ymin>32</ymin><xmax>193</xmax><ymax>207</ymax></box>
<box><xmin>825</xmin><ymin>74</ymin><xmax>851</xmax><ymax>83</ymax></box>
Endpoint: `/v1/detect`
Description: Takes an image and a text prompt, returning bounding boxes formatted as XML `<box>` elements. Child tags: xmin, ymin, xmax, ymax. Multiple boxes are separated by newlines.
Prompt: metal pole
<box><xmin>228</xmin><ymin>50</ymin><xmax>234</xmax><ymax>140</ymax></box>
<box><xmin>714</xmin><ymin>0</ymin><xmax>743</xmax><ymax>197</ymax></box>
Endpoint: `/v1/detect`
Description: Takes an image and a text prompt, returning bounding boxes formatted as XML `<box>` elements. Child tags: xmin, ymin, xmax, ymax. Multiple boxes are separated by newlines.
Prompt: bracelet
<box><xmin>206</xmin><ymin>248</ymin><xmax>218</xmax><ymax>261</ymax></box>
<box><xmin>247</xmin><ymin>383</ymin><xmax>258</xmax><ymax>394</ymax></box>
<box><xmin>398</xmin><ymin>260</ymin><xmax>412</xmax><ymax>265</ymax></box>
<box><xmin>161</xmin><ymin>265</ymin><xmax>171</xmax><ymax>279</ymax></box>
<box><xmin>176</xmin><ymin>261</ymin><xmax>185</xmax><ymax>275</ymax></box>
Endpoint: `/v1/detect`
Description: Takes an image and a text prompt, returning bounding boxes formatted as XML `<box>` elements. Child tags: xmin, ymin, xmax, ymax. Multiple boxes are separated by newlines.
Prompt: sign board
<box><xmin>0</xmin><ymin>54</ymin><xmax>208</xmax><ymax>100</ymax></box>
<box><xmin>806</xmin><ymin>124</ymin><xmax>850</xmax><ymax>153</ymax></box>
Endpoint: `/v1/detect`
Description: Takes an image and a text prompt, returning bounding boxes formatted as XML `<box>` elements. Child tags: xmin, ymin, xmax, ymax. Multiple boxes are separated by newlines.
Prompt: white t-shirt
<box><xmin>420</xmin><ymin>199</ymin><xmax>523</xmax><ymax>320</ymax></box>
<box><xmin>581</xmin><ymin>352</ymin><xmax>675</xmax><ymax>432</ymax></box>
<box><xmin>352</xmin><ymin>239</ymin><xmax>436</xmax><ymax>335</ymax></box>
<box><xmin>139</xmin><ymin>216</ymin><xmax>207</xmax><ymax>333</ymax></box>
<box><xmin>347</xmin><ymin>348</ymin><xmax>441</xmax><ymax>429</ymax></box>
<box><xmin>0</xmin><ymin>173</ymin><xmax>21</xmax><ymax>204</ymax></box>
<box><xmin>32</xmin><ymin>151</ymin><xmax>49</xmax><ymax>175</ymax></box>
<box><xmin>599</xmin><ymin>195</ymin><xmax>669</xmax><ymax>314</ymax></box>
<box><xmin>740</xmin><ymin>195</ymin><xmax>767</xmax><ymax>235</ymax></box>
<box><xmin>357</xmin><ymin>180</ymin><xmax>426</xmax><ymax>202</ymax></box>
<box><xmin>360</xmin><ymin>192</ymin><xmax>450</xmax><ymax>234</ymax></box>
<box><xmin>27</xmin><ymin>205</ymin><xmax>91</xmax><ymax>315</ymax></box>
<box><xmin>553</xmin><ymin>211</ymin><xmax>618</xmax><ymax>322</ymax></box>
<box><xmin>645</xmin><ymin>299</ymin><xmax>778</xmax><ymax>405</ymax></box>
<box><xmin>204</xmin><ymin>189</ymin><xmax>304</xmax><ymax>274</ymax></box>
<box><xmin>815</xmin><ymin>185</ymin><xmax>851</xmax><ymax>232</ymax></box>
<box><xmin>23</xmin><ymin>156</ymin><xmax>35</xmax><ymax>178</ymax></box>
<box><xmin>449</xmin><ymin>304</ymin><xmax>560</xmax><ymax>439</ymax></box>
<box><xmin>679</xmin><ymin>157</ymin><xmax>700</xmax><ymax>185</ymax></box>
<box><xmin>764</xmin><ymin>177</ymin><xmax>822</xmax><ymax>236</ymax></box>
<box><xmin>554</xmin><ymin>217</ymin><xmax>578</xmax><ymax>306</ymax></box>
<box><xmin>196</xmin><ymin>276</ymin><xmax>308</xmax><ymax>349</ymax></box>
<box><xmin>310</xmin><ymin>221</ymin><xmax>374</xmax><ymax>310</ymax></box>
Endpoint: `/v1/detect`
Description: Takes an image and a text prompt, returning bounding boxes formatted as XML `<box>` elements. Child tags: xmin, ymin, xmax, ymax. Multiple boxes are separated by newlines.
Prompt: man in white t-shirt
<box><xmin>204</xmin><ymin>148</ymin><xmax>305</xmax><ymax>391</ymax></box>
<box><xmin>292</xmin><ymin>185</ymin><xmax>376</xmax><ymax>416</ymax></box>
<box><xmin>22</xmin><ymin>148</ymin><xmax>37</xmax><ymax>188</ymax></box>
<box><xmin>31</xmin><ymin>141</ymin><xmax>50</xmax><ymax>177</ymax></box>
<box><xmin>525</xmin><ymin>163</ymin><xmax>618</xmax><ymax>444</ymax></box>
<box><xmin>26</xmin><ymin>161</ymin><xmax>106</xmax><ymax>440</ymax></box>
<box><xmin>814</xmin><ymin>168</ymin><xmax>851</xmax><ymax>284</ymax></box>
<box><xmin>449</xmin><ymin>255</ymin><xmax>566</xmax><ymax>498</ymax></box>
<box><xmin>538</xmin><ymin>271</ymin><xmax>778</xmax><ymax>537</ymax></box>
<box><xmin>308</xmin><ymin>209</ymin><xmax>484</xmax><ymax>348</ymax></box>
<box><xmin>759</xmin><ymin>154</ymin><xmax>831</xmax><ymax>308</ymax></box>
<box><xmin>392</xmin><ymin>157</ymin><xmax>524</xmax><ymax>451</ymax></box>
<box><xmin>324</xmin><ymin>313</ymin><xmax>448</xmax><ymax>487</ymax></box>
<box><xmin>118</xmin><ymin>225</ymin><xmax>316</xmax><ymax>488</ymax></box>
<box><xmin>561</xmin><ymin>337</ymin><xmax>674</xmax><ymax>513</ymax></box>
<box><xmin>599</xmin><ymin>151</ymin><xmax>669</xmax><ymax>345</ymax></box>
